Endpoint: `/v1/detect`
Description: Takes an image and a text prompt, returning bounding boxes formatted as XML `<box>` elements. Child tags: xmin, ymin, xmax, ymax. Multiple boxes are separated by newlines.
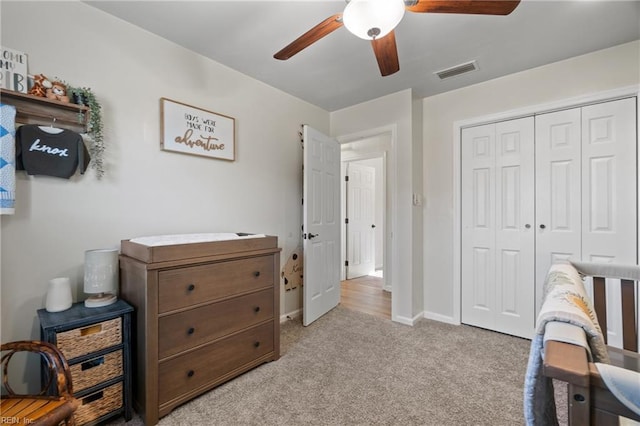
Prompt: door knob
<box><xmin>540</xmin><ymin>224</ymin><xmax>546</xmax><ymax>229</ymax></box>
<box><xmin>371</xmin><ymin>224</ymin><xmax>376</xmax><ymax>228</ymax></box>
<box><xmin>525</xmin><ymin>224</ymin><xmax>531</xmax><ymax>229</ymax></box>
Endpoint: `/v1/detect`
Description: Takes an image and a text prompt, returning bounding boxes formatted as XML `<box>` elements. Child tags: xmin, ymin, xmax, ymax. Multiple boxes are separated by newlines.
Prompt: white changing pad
<box><xmin>129</xmin><ymin>233</ymin><xmax>266</xmax><ymax>247</ymax></box>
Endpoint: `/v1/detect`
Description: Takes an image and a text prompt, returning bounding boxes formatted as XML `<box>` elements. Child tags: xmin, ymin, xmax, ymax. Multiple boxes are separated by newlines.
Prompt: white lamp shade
<box><xmin>343</xmin><ymin>0</ymin><xmax>406</xmax><ymax>40</ymax></box>
<box><xmin>84</xmin><ymin>248</ymin><xmax>119</xmax><ymax>295</ymax></box>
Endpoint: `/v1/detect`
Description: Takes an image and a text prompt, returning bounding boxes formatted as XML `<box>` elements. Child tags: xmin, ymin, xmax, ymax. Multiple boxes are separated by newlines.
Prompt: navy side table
<box><xmin>38</xmin><ymin>300</ymin><xmax>133</xmax><ymax>425</ymax></box>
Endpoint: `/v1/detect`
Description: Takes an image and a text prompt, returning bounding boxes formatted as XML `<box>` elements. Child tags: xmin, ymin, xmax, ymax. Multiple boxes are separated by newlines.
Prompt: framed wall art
<box><xmin>0</xmin><ymin>46</ymin><xmax>28</xmax><ymax>93</ymax></box>
<box><xmin>160</xmin><ymin>97</ymin><xmax>235</xmax><ymax>161</ymax></box>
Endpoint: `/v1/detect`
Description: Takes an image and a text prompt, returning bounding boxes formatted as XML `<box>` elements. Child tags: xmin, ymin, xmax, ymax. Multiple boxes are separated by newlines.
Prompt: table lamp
<box><xmin>84</xmin><ymin>248</ymin><xmax>118</xmax><ymax>307</ymax></box>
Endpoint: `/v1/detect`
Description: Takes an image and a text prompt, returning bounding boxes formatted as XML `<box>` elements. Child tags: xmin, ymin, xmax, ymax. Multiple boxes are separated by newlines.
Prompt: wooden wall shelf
<box><xmin>0</xmin><ymin>88</ymin><xmax>89</xmax><ymax>133</ymax></box>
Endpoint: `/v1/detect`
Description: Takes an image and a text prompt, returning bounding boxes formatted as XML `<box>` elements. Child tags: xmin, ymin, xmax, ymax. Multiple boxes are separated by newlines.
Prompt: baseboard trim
<box><xmin>423</xmin><ymin>311</ymin><xmax>460</xmax><ymax>325</ymax></box>
<box><xmin>280</xmin><ymin>309</ymin><xmax>302</xmax><ymax>323</ymax></box>
<box><xmin>393</xmin><ymin>312</ymin><xmax>423</xmax><ymax>326</ymax></box>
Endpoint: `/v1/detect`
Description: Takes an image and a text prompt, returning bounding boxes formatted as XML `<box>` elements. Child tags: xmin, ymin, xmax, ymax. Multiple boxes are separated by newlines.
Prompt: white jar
<box><xmin>45</xmin><ymin>277</ymin><xmax>73</xmax><ymax>312</ymax></box>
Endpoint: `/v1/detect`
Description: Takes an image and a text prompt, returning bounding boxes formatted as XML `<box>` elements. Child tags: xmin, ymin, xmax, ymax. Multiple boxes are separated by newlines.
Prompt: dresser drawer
<box><xmin>56</xmin><ymin>318</ymin><xmax>122</xmax><ymax>360</ymax></box>
<box><xmin>75</xmin><ymin>381</ymin><xmax>123</xmax><ymax>425</ymax></box>
<box><xmin>158</xmin><ymin>255</ymin><xmax>274</xmax><ymax>313</ymax></box>
<box><xmin>70</xmin><ymin>350</ymin><xmax>123</xmax><ymax>393</ymax></box>
<box><xmin>158</xmin><ymin>322</ymin><xmax>274</xmax><ymax>404</ymax></box>
<box><xmin>158</xmin><ymin>289</ymin><xmax>274</xmax><ymax>359</ymax></box>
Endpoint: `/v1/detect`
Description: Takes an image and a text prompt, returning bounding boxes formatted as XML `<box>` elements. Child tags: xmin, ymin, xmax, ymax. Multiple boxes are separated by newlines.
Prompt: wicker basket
<box><xmin>56</xmin><ymin>318</ymin><xmax>122</xmax><ymax>360</ymax></box>
<box><xmin>74</xmin><ymin>381</ymin><xmax>123</xmax><ymax>425</ymax></box>
<box><xmin>70</xmin><ymin>350</ymin><xmax>123</xmax><ymax>393</ymax></box>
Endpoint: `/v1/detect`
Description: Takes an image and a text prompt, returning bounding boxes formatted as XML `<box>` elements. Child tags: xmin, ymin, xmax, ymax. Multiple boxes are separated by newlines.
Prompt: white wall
<box><xmin>332</xmin><ymin>90</ymin><xmax>423</xmax><ymax>324</ymax></box>
<box><xmin>0</xmin><ymin>1</ymin><xmax>329</xmax><ymax>390</ymax></box>
<box><xmin>422</xmin><ymin>41</ymin><xmax>640</xmax><ymax>322</ymax></box>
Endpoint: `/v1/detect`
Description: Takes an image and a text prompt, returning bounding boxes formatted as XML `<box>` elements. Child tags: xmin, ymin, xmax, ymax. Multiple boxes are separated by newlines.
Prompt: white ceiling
<box><xmin>86</xmin><ymin>0</ymin><xmax>640</xmax><ymax>111</ymax></box>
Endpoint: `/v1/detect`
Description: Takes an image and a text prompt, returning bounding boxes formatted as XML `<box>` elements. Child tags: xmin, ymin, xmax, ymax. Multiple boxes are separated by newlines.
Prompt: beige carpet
<box><xmin>107</xmin><ymin>306</ymin><xmax>562</xmax><ymax>425</ymax></box>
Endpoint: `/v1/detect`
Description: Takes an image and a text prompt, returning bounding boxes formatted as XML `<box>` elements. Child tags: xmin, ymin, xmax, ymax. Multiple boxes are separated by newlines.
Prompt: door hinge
<box><xmin>345</xmin><ymin>175</ymin><xmax>349</xmax><ymax>182</ymax></box>
<box><xmin>345</xmin><ymin>260</ymin><xmax>349</xmax><ymax>266</ymax></box>
<box><xmin>345</xmin><ymin>218</ymin><xmax>349</xmax><ymax>224</ymax></box>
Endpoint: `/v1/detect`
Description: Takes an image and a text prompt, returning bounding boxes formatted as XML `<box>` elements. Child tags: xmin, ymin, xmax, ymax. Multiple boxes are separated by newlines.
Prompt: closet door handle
<box><xmin>525</xmin><ymin>224</ymin><xmax>531</xmax><ymax>229</ymax></box>
<box><xmin>539</xmin><ymin>224</ymin><xmax>546</xmax><ymax>229</ymax></box>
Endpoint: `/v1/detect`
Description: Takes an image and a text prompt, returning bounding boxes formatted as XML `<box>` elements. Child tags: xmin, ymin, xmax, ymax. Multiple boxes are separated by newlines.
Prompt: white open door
<box><xmin>303</xmin><ymin>125</ymin><xmax>341</xmax><ymax>326</ymax></box>
<box><xmin>346</xmin><ymin>162</ymin><xmax>376</xmax><ymax>279</ymax></box>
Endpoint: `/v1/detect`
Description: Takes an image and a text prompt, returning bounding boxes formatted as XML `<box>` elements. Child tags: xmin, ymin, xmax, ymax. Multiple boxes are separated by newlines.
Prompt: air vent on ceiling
<box><xmin>434</xmin><ymin>60</ymin><xmax>478</xmax><ymax>80</ymax></box>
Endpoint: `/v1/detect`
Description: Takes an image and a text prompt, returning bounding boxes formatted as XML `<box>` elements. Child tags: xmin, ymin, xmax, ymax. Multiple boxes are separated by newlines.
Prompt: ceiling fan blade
<box><xmin>274</xmin><ymin>14</ymin><xmax>344</xmax><ymax>60</ymax></box>
<box><xmin>407</xmin><ymin>0</ymin><xmax>520</xmax><ymax>15</ymax></box>
<box><xmin>371</xmin><ymin>31</ymin><xmax>400</xmax><ymax>77</ymax></box>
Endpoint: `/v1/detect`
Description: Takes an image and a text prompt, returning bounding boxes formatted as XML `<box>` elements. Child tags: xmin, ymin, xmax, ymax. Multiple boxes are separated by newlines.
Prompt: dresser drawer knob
<box><xmin>253</xmin><ymin>341</ymin><xmax>260</xmax><ymax>348</ymax></box>
<box><xmin>187</xmin><ymin>327</ymin><xmax>195</xmax><ymax>335</ymax></box>
<box><xmin>253</xmin><ymin>271</ymin><xmax>261</xmax><ymax>277</ymax></box>
<box><xmin>253</xmin><ymin>306</ymin><xmax>260</xmax><ymax>313</ymax></box>
<box><xmin>187</xmin><ymin>370</ymin><xmax>195</xmax><ymax>378</ymax></box>
<box><xmin>187</xmin><ymin>284</ymin><xmax>195</xmax><ymax>292</ymax></box>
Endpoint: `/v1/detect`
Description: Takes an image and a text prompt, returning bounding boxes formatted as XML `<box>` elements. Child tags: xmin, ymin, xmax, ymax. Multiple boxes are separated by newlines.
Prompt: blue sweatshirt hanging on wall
<box><xmin>15</xmin><ymin>124</ymin><xmax>90</xmax><ymax>179</ymax></box>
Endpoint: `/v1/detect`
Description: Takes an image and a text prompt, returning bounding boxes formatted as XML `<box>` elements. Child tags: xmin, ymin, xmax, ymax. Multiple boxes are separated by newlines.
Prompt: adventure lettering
<box><xmin>162</xmin><ymin>98</ymin><xmax>235</xmax><ymax>161</ymax></box>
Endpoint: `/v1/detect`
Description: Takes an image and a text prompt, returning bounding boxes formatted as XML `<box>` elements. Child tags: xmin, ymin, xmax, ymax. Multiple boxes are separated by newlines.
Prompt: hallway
<box><xmin>340</xmin><ymin>274</ymin><xmax>391</xmax><ymax>320</ymax></box>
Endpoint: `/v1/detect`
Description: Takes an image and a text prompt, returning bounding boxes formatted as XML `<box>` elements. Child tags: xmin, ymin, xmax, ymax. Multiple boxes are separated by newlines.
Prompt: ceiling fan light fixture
<box><xmin>343</xmin><ymin>0</ymin><xmax>406</xmax><ymax>40</ymax></box>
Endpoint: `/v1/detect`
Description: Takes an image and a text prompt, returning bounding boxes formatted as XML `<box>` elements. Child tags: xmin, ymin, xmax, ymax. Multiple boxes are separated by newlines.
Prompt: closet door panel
<box><xmin>462</xmin><ymin>124</ymin><xmax>496</xmax><ymax>330</ymax></box>
<box><xmin>462</xmin><ymin>118</ymin><xmax>535</xmax><ymax>338</ymax></box>
<box><xmin>582</xmin><ymin>97</ymin><xmax>637</xmax><ymax>264</ymax></box>
<box><xmin>494</xmin><ymin>118</ymin><xmax>535</xmax><ymax>337</ymax></box>
<box><xmin>582</xmin><ymin>98</ymin><xmax>637</xmax><ymax>349</ymax></box>
<box><xmin>534</xmin><ymin>108</ymin><xmax>582</xmax><ymax>314</ymax></box>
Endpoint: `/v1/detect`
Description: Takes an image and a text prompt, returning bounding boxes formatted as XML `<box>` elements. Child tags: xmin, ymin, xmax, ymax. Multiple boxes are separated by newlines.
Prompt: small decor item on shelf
<box><xmin>27</xmin><ymin>73</ymin><xmax>52</xmax><ymax>97</ymax></box>
<box><xmin>45</xmin><ymin>80</ymin><xmax>70</xmax><ymax>103</ymax></box>
<box><xmin>45</xmin><ymin>277</ymin><xmax>73</xmax><ymax>312</ymax></box>
<box><xmin>66</xmin><ymin>84</ymin><xmax>105</xmax><ymax>178</ymax></box>
<box><xmin>0</xmin><ymin>46</ymin><xmax>28</xmax><ymax>93</ymax></box>
<box><xmin>84</xmin><ymin>248</ymin><xmax>119</xmax><ymax>308</ymax></box>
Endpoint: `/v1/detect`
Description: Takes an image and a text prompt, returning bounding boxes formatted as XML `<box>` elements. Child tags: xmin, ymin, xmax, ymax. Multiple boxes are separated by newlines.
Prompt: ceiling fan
<box><xmin>274</xmin><ymin>0</ymin><xmax>521</xmax><ymax>77</ymax></box>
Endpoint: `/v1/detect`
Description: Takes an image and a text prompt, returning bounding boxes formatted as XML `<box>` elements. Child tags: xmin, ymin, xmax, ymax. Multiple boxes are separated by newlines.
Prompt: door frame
<box><xmin>341</xmin><ymin>153</ymin><xmax>387</xmax><ymax>287</ymax></box>
<box><xmin>337</xmin><ymin>125</ymin><xmax>398</xmax><ymax>319</ymax></box>
<box><xmin>452</xmin><ymin>85</ymin><xmax>640</xmax><ymax>326</ymax></box>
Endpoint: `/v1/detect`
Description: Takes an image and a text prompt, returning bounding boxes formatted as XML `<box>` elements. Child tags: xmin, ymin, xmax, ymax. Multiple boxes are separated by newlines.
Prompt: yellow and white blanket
<box><xmin>524</xmin><ymin>262</ymin><xmax>609</xmax><ymax>426</ymax></box>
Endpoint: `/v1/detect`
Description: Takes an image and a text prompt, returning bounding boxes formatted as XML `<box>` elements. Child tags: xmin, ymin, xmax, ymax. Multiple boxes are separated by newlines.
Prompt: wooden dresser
<box><xmin>119</xmin><ymin>235</ymin><xmax>281</xmax><ymax>425</ymax></box>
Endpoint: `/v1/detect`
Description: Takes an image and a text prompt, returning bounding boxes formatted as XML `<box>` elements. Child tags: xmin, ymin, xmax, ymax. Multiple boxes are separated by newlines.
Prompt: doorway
<box><xmin>340</xmin><ymin>139</ymin><xmax>390</xmax><ymax>319</ymax></box>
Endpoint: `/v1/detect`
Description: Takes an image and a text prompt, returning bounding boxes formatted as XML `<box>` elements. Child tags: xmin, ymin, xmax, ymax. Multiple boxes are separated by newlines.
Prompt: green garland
<box><xmin>66</xmin><ymin>85</ymin><xmax>105</xmax><ymax>178</ymax></box>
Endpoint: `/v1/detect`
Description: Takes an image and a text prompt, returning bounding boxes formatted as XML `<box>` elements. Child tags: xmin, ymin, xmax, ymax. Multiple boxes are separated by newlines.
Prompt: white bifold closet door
<box><xmin>536</xmin><ymin>98</ymin><xmax>637</xmax><ymax>347</ymax></box>
<box><xmin>534</xmin><ymin>107</ymin><xmax>582</xmax><ymax>315</ymax></box>
<box><xmin>461</xmin><ymin>117</ymin><xmax>535</xmax><ymax>339</ymax></box>
<box><xmin>462</xmin><ymin>97</ymin><xmax>637</xmax><ymax>340</ymax></box>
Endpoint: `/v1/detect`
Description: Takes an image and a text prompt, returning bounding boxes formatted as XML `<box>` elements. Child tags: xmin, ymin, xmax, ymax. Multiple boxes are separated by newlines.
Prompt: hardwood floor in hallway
<box><xmin>340</xmin><ymin>273</ymin><xmax>391</xmax><ymax>320</ymax></box>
